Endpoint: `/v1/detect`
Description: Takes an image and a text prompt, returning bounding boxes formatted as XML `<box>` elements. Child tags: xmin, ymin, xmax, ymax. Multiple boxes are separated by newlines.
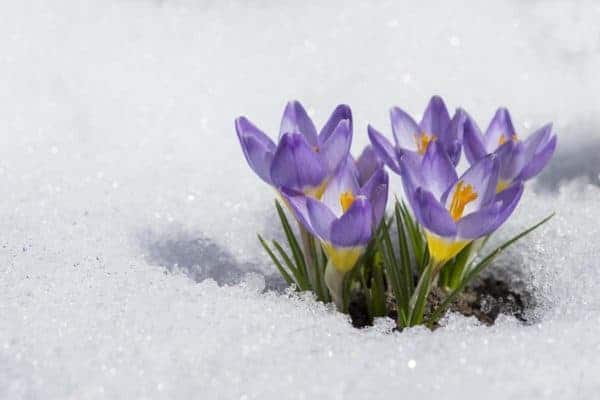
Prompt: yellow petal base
<box><xmin>425</xmin><ymin>232</ymin><xmax>469</xmax><ymax>263</ymax></box>
<box><xmin>322</xmin><ymin>243</ymin><xmax>363</xmax><ymax>273</ymax></box>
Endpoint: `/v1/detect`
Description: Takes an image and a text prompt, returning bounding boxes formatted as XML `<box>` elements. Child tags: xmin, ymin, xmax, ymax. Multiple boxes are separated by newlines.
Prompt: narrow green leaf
<box><xmin>409</xmin><ymin>262</ymin><xmax>433</xmax><ymax>326</ymax></box>
<box><xmin>395</xmin><ymin>203</ymin><xmax>414</xmax><ymax>299</ymax></box>
<box><xmin>427</xmin><ymin>213</ymin><xmax>555</xmax><ymax>325</ymax></box>
<box><xmin>272</xmin><ymin>239</ymin><xmax>309</xmax><ymax>290</ymax></box>
<box><xmin>275</xmin><ymin>201</ymin><xmax>310</xmax><ymax>287</ymax></box>
<box><xmin>257</xmin><ymin>235</ymin><xmax>294</xmax><ymax>287</ymax></box>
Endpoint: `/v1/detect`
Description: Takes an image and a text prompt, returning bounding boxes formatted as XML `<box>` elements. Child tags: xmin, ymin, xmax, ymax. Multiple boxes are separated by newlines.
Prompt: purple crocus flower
<box><xmin>354</xmin><ymin>145</ymin><xmax>383</xmax><ymax>186</ymax></box>
<box><xmin>281</xmin><ymin>159</ymin><xmax>389</xmax><ymax>273</ymax></box>
<box><xmin>400</xmin><ymin>141</ymin><xmax>523</xmax><ymax>263</ymax></box>
<box><xmin>236</xmin><ymin>101</ymin><xmax>353</xmax><ymax>198</ymax></box>
<box><xmin>368</xmin><ymin>96</ymin><xmax>466</xmax><ymax>170</ymax></box>
<box><xmin>462</xmin><ymin>108</ymin><xmax>557</xmax><ymax>192</ymax></box>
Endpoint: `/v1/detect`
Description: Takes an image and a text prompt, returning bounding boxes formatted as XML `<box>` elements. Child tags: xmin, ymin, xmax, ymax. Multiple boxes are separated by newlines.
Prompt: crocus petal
<box><xmin>279</xmin><ymin>187</ymin><xmax>315</xmax><ymax>236</ymax></box>
<box><xmin>462</xmin><ymin>115</ymin><xmax>487</xmax><ymax>164</ymax></box>
<box><xmin>413</xmin><ymin>187</ymin><xmax>457</xmax><ymax>237</ymax></box>
<box><xmin>270</xmin><ymin>133</ymin><xmax>326</xmax><ymax>191</ymax></box>
<box><xmin>355</xmin><ymin>145</ymin><xmax>382</xmax><ymax>186</ymax></box>
<box><xmin>368</xmin><ymin>125</ymin><xmax>402</xmax><ymax>174</ymax></box>
<box><xmin>279</xmin><ymin>100</ymin><xmax>318</xmax><ymax>146</ymax></box>
<box><xmin>483</xmin><ymin>108</ymin><xmax>516</xmax><ymax>152</ymax></box>
<box><xmin>306</xmin><ymin>196</ymin><xmax>337</xmax><ymax>241</ymax></box>
<box><xmin>358</xmin><ymin>168</ymin><xmax>389</xmax><ymax>228</ymax></box>
<box><xmin>321</xmin><ymin>159</ymin><xmax>360</xmax><ymax>217</ymax></box>
<box><xmin>440</xmin><ymin>109</ymin><xmax>467</xmax><ymax>165</ymax></box>
<box><xmin>421</xmin><ymin>141</ymin><xmax>458</xmax><ymax>200</ymax></box>
<box><xmin>444</xmin><ymin>154</ymin><xmax>499</xmax><ymax>214</ymax></box>
<box><xmin>495</xmin><ymin>140</ymin><xmax>527</xmax><ymax>185</ymax></box>
<box><xmin>419</xmin><ymin>95</ymin><xmax>451</xmax><ymax>137</ymax></box>
<box><xmin>390</xmin><ymin>106</ymin><xmax>420</xmax><ymax>150</ymax></box>
<box><xmin>519</xmin><ymin>134</ymin><xmax>557</xmax><ymax>180</ymax></box>
<box><xmin>319</xmin><ymin>104</ymin><xmax>352</xmax><ymax>144</ymax></box>
<box><xmin>235</xmin><ymin>116</ymin><xmax>276</xmax><ymax>184</ymax></box>
<box><xmin>320</xmin><ymin>119</ymin><xmax>352</xmax><ymax>176</ymax></box>
<box><xmin>457</xmin><ymin>182</ymin><xmax>523</xmax><ymax>239</ymax></box>
<box><xmin>330</xmin><ymin>197</ymin><xmax>373</xmax><ymax>247</ymax></box>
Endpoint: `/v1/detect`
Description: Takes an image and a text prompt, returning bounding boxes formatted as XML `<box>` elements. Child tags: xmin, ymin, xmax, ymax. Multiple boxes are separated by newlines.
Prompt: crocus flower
<box><xmin>368</xmin><ymin>96</ymin><xmax>466</xmax><ymax>170</ymax></box>
<box><xmin>400</xmin><ymin>141</ymin><xmax>523</xmax><ymax>264</ymax></box>
<box><xmin>236</xmin><ymin>101</ymin><xmax>353</xmax><ymax>198</ymax></box>
<box><xmin>462</xmin><ymin>108</ymin><xmax>557</xmax><ymax>192</ymax></box>
<box><xmin>354</xmin><ymin>145</ymin><xmax>383</xmax><ymax>186</ymax></box>
<box><xmin>281</xmin><ymin>159</ymin><xmax>389</xmax><ymax>308</ymax></box>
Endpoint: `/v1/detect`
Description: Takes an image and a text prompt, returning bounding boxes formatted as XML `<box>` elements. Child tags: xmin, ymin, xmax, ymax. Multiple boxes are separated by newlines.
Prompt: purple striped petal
<box><xmin>270</xmin><ymin>133</ymin><xmax>326</xmax><ymax>191</ymax></box>
<box><xmin>457</xmin><ymin>182</ymin><xmax>523</xmax><ymax>239</ymax></box>
<box><xmin>419</xmin><ymin>95</ymin><xmax>451</xmax><ymax>137</ymax></box>
<box><xmin>321</xmin><ymin>159</ymin><xmax>360</xmax><ymax>217</ymax></box>
<box><xmin>462</xmin><ymin>115</ymin><xmax>487</xmax><ymax>164</ymax></box>
<box><xmin>519</xmin><ymin>134</ymin><xmax>557</xmax><ymax>180</ymax></box>
<box><xmin>358</xmin><ymin>168</ymin><xmax>389</xmax><ymax>228</ymax></box>
<box><xmin>484</xmin><ymin>108</ymin><xmax>516</xmax><ymax>152</ymax></box>
<box><xmin>320</xmin><ymin>119</ymin><xmax>352</xmax><ymax>176</ymax></box>
<box><xmin>279</xmin><ymin>100</ymin><xmax>318</xmax><ymax>146</ymax></box>
<box><xmin>235</xmin><ymin>116</ymin><xmax>276</xmax><ymax>184</ymax></box>
<box><xmin>319</xmin><ymin>104</ymin><xmax>352</xmax><ymax>144</ymax></box>
<box><xmin>368</xmin><ymin>125</ymin><xmax>402</xmax><ymax>174</ymax></box>
<box><xmin>421</xmin><ymin>141</ymin><xmax>458</xmax><ymax>200</ymax></box>
<box><xmin>390</xmin><ymin>107</ymin><xmax>420</xmax><ymax>150</ymax></box>
<box><xmin>329</xmin><ymin>197</ymin><xmax>373</xmax><ymax>247</ymax></box>
<box><xmin>444</xmin><ymin>154</ymin><xmax>499</xmax><ymax>214</ymax></box>
<box><xmin>306</xmin><ymin>196</ymin><xmax>337</xmax><ymax>241</ymax></box>
<box><xmin>496</xmin><ymin>140</ymin><xmax>527</xmax><ymax>184</ymax></box>
<box><xmin>440</xmin><ymin>109</ymin><xmax>467</xmax><ymax>165</ymax></box>
<box><xmin>355</xmin><ymin>145</ymin><xmax>382</xmax><ymax>186</ymax></box>
<box><xmin>412</xmin><ymin>187</ymin><xmax>457</xmax><ymax>237</ymax></box>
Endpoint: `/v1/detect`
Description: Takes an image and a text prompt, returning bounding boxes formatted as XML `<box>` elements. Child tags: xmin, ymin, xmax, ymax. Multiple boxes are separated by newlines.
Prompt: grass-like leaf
<box><xmin>257</xmin><ymin>234</ymin><xmax>294</xmax><ymax>287</ymax></box>
<box><xmin>275</xmin><ymin>200</ymin><xmax>309</xmax><ymax>288</ymax></box>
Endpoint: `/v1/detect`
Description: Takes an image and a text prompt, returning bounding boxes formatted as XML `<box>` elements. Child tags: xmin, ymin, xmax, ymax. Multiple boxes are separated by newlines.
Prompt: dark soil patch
<box><xmin>349</xmin><ymin>276</ymin><xmax>533</xmax><ymax>329</ymax></box>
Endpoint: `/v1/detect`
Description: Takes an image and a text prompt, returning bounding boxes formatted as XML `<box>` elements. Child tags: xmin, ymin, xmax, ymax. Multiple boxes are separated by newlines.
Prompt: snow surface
<box><xmin>1</xmin><ymin>1</ymin><xmax>600</xmax><ymax>398</ymax></box>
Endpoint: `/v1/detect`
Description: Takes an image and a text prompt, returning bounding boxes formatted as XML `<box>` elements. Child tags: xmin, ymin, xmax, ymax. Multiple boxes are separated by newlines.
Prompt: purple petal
<box><xmin>390</xmin><ymin>107</ymin><xmax>420</xmax><ymax>150</ymax></box>
<box><xmin>419</xmin><ymin>95</ymin><xmax>451</xmax><ymax>137</ymax></box>
<box><xmin>368</xmin><ymin>125</ymin><xmax>402</xmax><ymax>174</ymax></box>
<box><xmin>358</xmin><ymin>168</ymin><xmax>389</xmax><ymax>228</ymax></box>
<box><xmin>462</xmin><ymin>114</ymin><xmax>487</xmax><ymax>164</ymax></box>
<box><xmin>319</xmin><ymin>104</ymin><xmax>352</xmax><ymax>144</ymax></box>
<box><xmin>319</xmin><ymin>119</ymin><xmax>352</xmax><ymax>176</ymax></box>
<box><xmin>440</xmin><ymin>109</ymin><xmax>467</xmax><ymax>165</ymax></box>
<box><xmin>329</xmin><ymin>197</ymin><xmax>373</xmax><ymax>247</ymax></box>
<box><xmin>321</xmin><ymin>159</ymin><xmax>360</xmax><ymax>216</ymax></box>
<box><xmin>483</xmin><ymin>108</ymin><xmax>516</xmax><ymax>152</ymax></box>
<box><xmin>279</xmin><ymin>100</ymin><xmax>318</xmax><ymax>146</ymax></box>
<box><xmin>270</xmin><ymin>133</ymin><xmax>326</xmax><ymax>191</ymax></box>
<box><xmin>235</xmin><ymin>116</ymin><xmax>276</xmax><ymax>184</ymax></box>
<box><xmin>412</xmin><ymin>187</ymin><xmax>457</xmax><ymax>237</ymax></box>
<box><xmin>519</xmin><ymin>134</ymin><xmax>557</xmax><ymax>180</ymax></box>
<box><xmin>355</xmin><ymin>145</ymin><xmax>383</xmax><ymax>186</ymax></box>
<box><xmin>457</xmin><ymin>182</ymin><xmax>523</xmax><ymax>239</ymax></box>
<box><xmin>306</xmin><ymin>196</ymin><xmax>337</xmax><ymax>241</ymax></box>
<box><xmin>279</xmin><ymin>187</ymin><xmax>315</xmax><ymax>236</ymax></box>
<box><xmin>421</xmin><ymin>141</ymin><xmax>458</xmax><ymax>200</ymax></box>
<box><xmin>444</xmin><ymin>154</ymin><xmax>499</xmax><ymax>215</ymax></box>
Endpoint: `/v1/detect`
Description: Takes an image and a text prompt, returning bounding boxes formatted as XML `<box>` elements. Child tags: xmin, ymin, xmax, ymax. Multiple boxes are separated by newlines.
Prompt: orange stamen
<box><xmin>449</xmin><ymin>181</ymin><xmax>478</xmax><ymax>221</ymax></box>
<box><xmin>339</xmin><ymin>191</ymin><xmax>355</xmax><ymax>213</ymax></box>
<box><xmin>415</xmin><ymin>132</ymin><xmax>436</xmax><ymax>155</ymax></box>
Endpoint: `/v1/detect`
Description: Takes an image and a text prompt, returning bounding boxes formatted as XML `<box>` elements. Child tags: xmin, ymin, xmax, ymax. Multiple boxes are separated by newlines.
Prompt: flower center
<box><xmin>498</xmin><ymin>133</ymin><xmax>518</xmax><ymax>146</ymax></box>
<box><xmin>415</xmin><ymin>132</ymin><xmax>436</xmax><ymax>155</ymax></box>
<box><xmin>449</xmin><ymin>181</ymin><xmax>478</xmax><ymax>221</ymax></box>
<box><xmin>339</xmin><ymin>191</ymin><xmax>355</xmax><ymax>213</ymax></box>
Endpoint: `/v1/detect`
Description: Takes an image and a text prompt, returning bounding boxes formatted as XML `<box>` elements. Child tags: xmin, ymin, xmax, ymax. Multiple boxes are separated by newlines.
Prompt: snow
<box><xmin>1</xmin><ymin>0</ymin><xmax>600</xmax><ymax>398</ymax></box>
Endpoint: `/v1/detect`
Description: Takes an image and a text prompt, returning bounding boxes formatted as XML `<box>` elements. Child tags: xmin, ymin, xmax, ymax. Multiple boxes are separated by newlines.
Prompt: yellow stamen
<box><xmin>498</xmin><ymin>133</ymin><xmax>518</xmax><ymax>146</ymax></box>
<box><xmin>415</xmin><ymin>132</ymin><xmax>436</xmax><ymax>155</ymax></box>
<box><xmin>496</xmin><ymin>180</ymin><xmax>510</xmax><ymax>193</ymax></box>
<box><xmin>339</xmin><ymin>191</ymin><xmax>355</xmax><ymax>213</ymax></box>
<box><xmin>449</xmin><ymin>181</ymin><xmax>478</xmax><ymax>221</ymax></box>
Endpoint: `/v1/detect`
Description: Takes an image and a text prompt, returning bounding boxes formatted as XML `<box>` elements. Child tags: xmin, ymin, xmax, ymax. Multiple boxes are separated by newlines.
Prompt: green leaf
<box><xmin>395</xmin><ymin>203</ymin><xmax>415</xmax><ymax>301</ymax></box>
<box><xmin>427</xmin><ymin>213</ymin><xmax>555</xmax><ymax>325</ymax></box>
<box><xmin>275</xmin><ymin>201</ymin><xmax>310</xmax><ymax>287</ymax></box>
<box><xmin>271</xmin><ymin>239</ymin><xmax>309</xmax><ymax>290</ymax></box>
<box><xmin>257</xmin><ymin>235</ymin><xmax>294</xmax><ymax>287</ymax></box>
<box><xmin>408</xmin><ymin>261</ymin><xmax>433</xmax><ymax>326</ymax></box>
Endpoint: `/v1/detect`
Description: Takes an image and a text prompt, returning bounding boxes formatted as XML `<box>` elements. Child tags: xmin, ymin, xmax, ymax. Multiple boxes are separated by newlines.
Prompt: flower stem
<box><xmin>324</xmin><ymin>260</ymin><xmax>345</xmax><ymax>311</ymax></box>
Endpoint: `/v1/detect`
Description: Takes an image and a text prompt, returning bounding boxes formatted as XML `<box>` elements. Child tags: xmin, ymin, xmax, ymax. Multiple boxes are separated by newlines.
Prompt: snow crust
<box><xmin>1</xmin><ymin>1</ymin><xmax>600</xmax><ymax>398</ymax></box>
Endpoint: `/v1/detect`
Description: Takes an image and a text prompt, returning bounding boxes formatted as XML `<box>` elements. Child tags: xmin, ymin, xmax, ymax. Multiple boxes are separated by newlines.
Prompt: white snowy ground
<box><xmin>1</xmin><ymin>1</ymin><xmax>600</xmax><ymax>398</ymax></box>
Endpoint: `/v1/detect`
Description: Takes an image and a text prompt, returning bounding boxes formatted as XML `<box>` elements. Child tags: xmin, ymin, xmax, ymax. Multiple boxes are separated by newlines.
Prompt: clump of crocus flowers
<box><xmin>236</xmin><ymin>97</ymin><xmax>556</xmax><ymax>328</ymax></box>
